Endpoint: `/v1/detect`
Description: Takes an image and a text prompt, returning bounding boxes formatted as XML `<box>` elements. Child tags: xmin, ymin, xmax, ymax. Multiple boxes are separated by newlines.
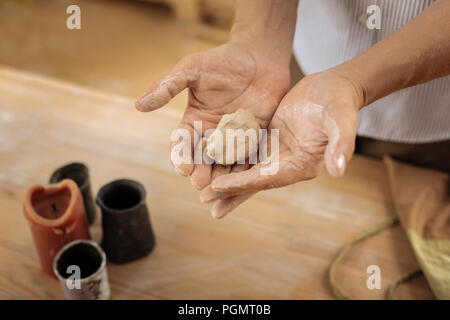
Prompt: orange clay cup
<box><xmin>23</xmin><ymin>179</ymin><xmax>91</xmax><ymax>276</ymax></box>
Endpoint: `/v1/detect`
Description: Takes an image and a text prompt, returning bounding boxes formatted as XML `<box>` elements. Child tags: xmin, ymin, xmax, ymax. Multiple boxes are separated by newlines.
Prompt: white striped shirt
<box><xmin>293</xmin><ymin>0</ymin><xmax>450</xmax><ymax>143</ymax></box>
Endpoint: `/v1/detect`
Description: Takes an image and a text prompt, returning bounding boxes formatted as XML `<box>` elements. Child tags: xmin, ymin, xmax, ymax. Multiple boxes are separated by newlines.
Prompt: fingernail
<box><xmin>200</xmin><ymin>195</ymin><xmax>209</xmax><ymax>204</ymax></box>
<box><xmin>336</xmin><ymin>154</ymin><xmax>346</xmax><ymax>176</ymax></box>
<box><xmin>136</xmin><ymin>87</ymin><xmax>153</xmax><ymax>104</ymax></box>
<box><xmin>174</xmin><ymin>165</ymin><xmax>185</xmax><ymax>176</ymax></box>
<box><xmin>173</xmin><ymin>163</ymin><xmax>193</xmax><ymax>177</ymax></box>
<box><xmin>135</xmin><ymin>99</ymin><xmax>144</xmax><ymax>111</ymax></box>
<box><xmin>190</xmin><ymin>176</ymin><xmax>203</xmax><ymax>191</ymax></box>
<box><xmin>135</xmin><ymin>89</ymin><xmax>157</xmax><ymax>111</ymax></box>
<box><xmin>200</xmin><ymin>192</ymin><xmax>216</xmax><ymax>204</ymax></box>
<box><xmin>211</xmin><ymin>180</ymin><xmax>222</xmax><ymax>191</ymax></box>
<box><xmin>211</xmin><ymin>203</ymin><xmax>226</xmax><ymax>219</ymax></box>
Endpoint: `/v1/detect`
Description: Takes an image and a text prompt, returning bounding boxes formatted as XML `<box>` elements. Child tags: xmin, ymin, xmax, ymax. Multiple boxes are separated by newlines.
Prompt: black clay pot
<box><xmin>49</xmin><ymin>162</ymin><xmax>96</xmax><ymax>225</ymax></box>
<box><xmin>96</xmin><ymin>179</ymin><xmax>155</xmax><ymax>264</ymax></box>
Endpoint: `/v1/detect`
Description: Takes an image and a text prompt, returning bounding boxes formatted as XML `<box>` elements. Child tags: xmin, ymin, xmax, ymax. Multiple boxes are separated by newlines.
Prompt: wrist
<box><xmin>329</xmin><ymin>63</ymin><xmax>371</xmax><ymax>110</ymax></box>
<box><xmin>229</xmin><ymin>0</ymin><xmax>298</xmax><ymax>67</ymax></box>
<box><xmin>324</xmin><ymin>68</ymin><xmax>367</xmax><ymax>111</ymax></box>
<box><xmin>229</xmin><ymin>26</ymin><xmax>293</xmax><ymax>67</ymax></box>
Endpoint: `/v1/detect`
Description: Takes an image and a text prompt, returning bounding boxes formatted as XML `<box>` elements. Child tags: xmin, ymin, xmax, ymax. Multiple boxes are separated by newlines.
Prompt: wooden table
<box><xmin>0</xmin><ymin>66</ymin><xmax>434</xmax><ymax>299</ymax></box>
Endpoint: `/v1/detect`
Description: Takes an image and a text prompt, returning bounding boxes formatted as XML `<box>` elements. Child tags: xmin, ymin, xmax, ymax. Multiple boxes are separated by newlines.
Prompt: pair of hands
<box><xmin>135</xmin><ymin>42</ymin><xmax>363</xmax><ymax>218</ymax></box>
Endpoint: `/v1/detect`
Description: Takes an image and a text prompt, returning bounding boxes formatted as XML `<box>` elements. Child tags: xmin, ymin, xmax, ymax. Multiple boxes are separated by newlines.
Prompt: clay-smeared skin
<box><xmin>137</xmin><ymin>0</ymin><xmax>450</xmax><ymax>219</ymax></box>
<box><xmin>136</xmin><ymin>43</ymin><xmax>290</xmax><ymax>189</ymax></box>
<box><xmin>202</xmin><ymin>0</ymin><xmax>450</xmax><ymax>218</ymax></box>
<box><xmin>136</xmin><ymin>0</ymin><xmax>298</xmax><ymax>216</ymax></box>
<box><xmin>206</xmin><ymin>71</ymin><xmax>361</xmax><ymax>218</ymax></box>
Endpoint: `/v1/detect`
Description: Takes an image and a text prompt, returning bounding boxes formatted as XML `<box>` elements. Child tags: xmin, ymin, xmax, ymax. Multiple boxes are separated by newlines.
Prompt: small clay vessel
<box><xmin>49</xmin><ymin>162</ymin><xmax>96</xmax><ymax>225</ymax></box>
<box><xmin>23</xmin><ymin>179</ymin><xmax>91</xmax><ymax>276</ymax></box>
<box><xmin>96</xmin><ymin>179</ymin><xmax>155</xmax><ymax>263</ymax></box>
<box><xmin>54</xmin><ymin>240</ymin><xmax>110</xmax><ymax>300</ymax></box>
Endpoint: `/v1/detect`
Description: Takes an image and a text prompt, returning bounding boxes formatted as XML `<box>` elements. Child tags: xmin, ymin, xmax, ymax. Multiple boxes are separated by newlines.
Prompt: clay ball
<box><xmin>206</xmin><ymin>109</ymin><xmax>260</xmax><ymax>165</ymax></box>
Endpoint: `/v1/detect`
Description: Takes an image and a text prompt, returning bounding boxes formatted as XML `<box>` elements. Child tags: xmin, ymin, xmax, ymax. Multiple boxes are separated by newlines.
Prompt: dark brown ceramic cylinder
<box><xmin>23</xmin><ymin>179</ymin><xmax>91</xmax><ymax>275</ymax></box>
<box><xmin>49</xmin><ymin>162</ymin><xmax>96</xmax><ymax>225</ymax></box>
<box><xmin>96</xmin><ymin>179</ymin><xmax>155</xmax><ymax>264</ymax></box>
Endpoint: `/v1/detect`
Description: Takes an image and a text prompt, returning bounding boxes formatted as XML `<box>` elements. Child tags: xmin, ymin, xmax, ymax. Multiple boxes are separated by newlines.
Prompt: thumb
<box><xmin>135</xmin><ymin>57</ymin><xmax>199</xmax><ymax>112</ymax></box>
<box><xmin>324</xmin><ymin>110</ymin><xmax>358</xmax><ymax>177</ymax></box>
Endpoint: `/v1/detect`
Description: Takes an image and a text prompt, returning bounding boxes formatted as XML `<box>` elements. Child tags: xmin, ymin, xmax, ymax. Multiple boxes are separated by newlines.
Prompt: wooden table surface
<box><xmin>0</xmin><ymin>66</ymin><xmax>434</xmax><ymax>299</ymax></box>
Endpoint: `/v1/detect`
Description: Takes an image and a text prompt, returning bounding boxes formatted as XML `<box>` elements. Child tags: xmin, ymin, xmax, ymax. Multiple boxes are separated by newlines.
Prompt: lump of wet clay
<box><xmin>207</xmin><ymin>109</ymin><xmax>260</xmax><ymax>165</ymax></box>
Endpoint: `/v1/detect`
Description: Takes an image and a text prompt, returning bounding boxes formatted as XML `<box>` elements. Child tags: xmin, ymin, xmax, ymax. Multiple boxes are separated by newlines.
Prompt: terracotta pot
<box><xmin>96</xmin><ymin>179</ymin><xmax>155</xmax><ymax>263</ymax></box>
<box><xmin>54</xmin><ymin>240</ymin><xmax>110</xmax><ymax>300</ymax></box>
<box><xmin>23</xmin><ymin>179</ymin><xmax>91</xmax><ymax>276</ymax></box>
<box><xmin>49</xmin><ymin>162</ymin><xmax>96</xmax><ymax>225</ymax></box>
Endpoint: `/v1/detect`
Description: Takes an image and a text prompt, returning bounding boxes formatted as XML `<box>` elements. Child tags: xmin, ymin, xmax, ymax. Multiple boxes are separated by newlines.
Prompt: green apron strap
<box><xmin>388</xmin><ymin>269</ymin><xmax>423</xmax><ymax>300</ymax></box>
<box><xmin>329</xmin><ymin>216</ymin><xmax>400</xmax><ymax>299</ymax></box>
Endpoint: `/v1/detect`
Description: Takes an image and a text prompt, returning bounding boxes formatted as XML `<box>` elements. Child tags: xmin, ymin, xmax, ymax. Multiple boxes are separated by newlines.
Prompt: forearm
<box><xmin>333</xmin><ymin>0</ymin><xmax>450</xmax><ymax>108</ymax></box>
<box><xmin>229</xmin><ymin>0</ymin><xmax>299</xmax><ymax>66</ymax></box>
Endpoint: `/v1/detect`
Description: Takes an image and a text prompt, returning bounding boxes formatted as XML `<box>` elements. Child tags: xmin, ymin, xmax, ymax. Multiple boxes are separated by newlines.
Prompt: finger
<box><xmin>200</xmin><ymin>163</ymin><xmax>250</xmax><ymax>203</ymax></box>
<box><xmin>211</xmin><ymin>192</ymin><xmax>256</xmax><ymax>219</ymax></box>
<box><xmin>211</xmin><ymin>164</ymin><xmax>231</xmax><ymax>181</ymax></box>
<box><xmin>170</xmin><ymin>122</ymin><xmax>196</xmax><ymax>177</ymax></box>
<box><xmin>190</xmin><ymin>138</ymin><xmax>212</xmax><ymax>190</ymax></box>
<box><xmin>232</xmin><ymin>163</ymin><xmax>251</xmax><ymax>173</ymax></box>
<box><xmin>135</xmin><ymin>57</ymin><xmax>199</xmax><ymax>112</ymax></box>
<box><xmin>324</xmin><ymin>111</ymin><xmax>358</xmax><ymax>177</ymax></box>
<box><xmin>200</xmin><ymin>164</ymin><xmax>232</xmax><ymax>201</ymax></box>
<box><xmin>212</xmin><ymin>154</ymin><xmax>317</xmax><ymax>194</ymax></box>
<box><xmin>171</xmin><ymin>108</ymin><xmax>217</xmax><ymax>178</ymax></box>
